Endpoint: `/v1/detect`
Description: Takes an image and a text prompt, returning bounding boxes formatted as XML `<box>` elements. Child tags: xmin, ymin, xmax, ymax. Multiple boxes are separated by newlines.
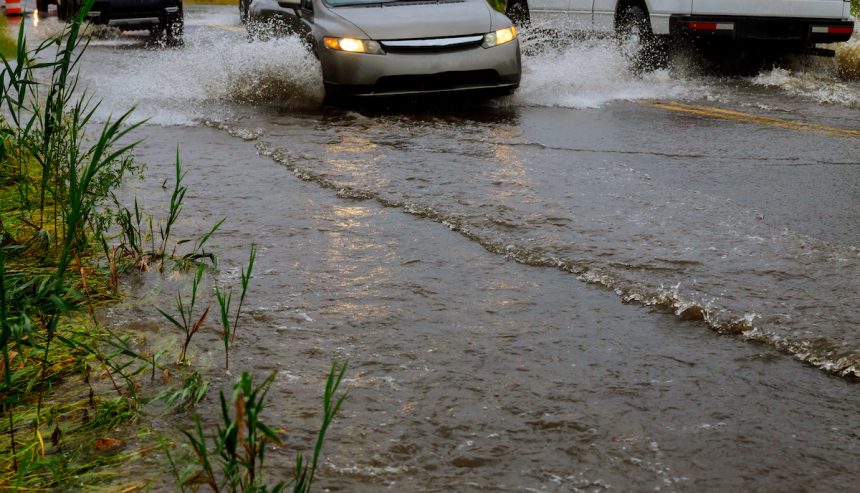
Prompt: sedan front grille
<box><xmin>380</xmin><ymin>35</ymin><xmax>484</xmax><ymax>53</ymax></box>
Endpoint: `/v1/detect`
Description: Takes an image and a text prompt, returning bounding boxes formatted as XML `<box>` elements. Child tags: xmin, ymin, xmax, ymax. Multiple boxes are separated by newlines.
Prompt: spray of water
<box><xmin>75</xmin><ymin>18</ymin><xmax>323</xmax><ymax>125</ymax></box>
<box><xmin>751</xmin><ymin>66</ymin><xmax>860</xmax><ymax>108</ymax></box>
<box><xmin>29</xmin><ymin>4</ymin><xmax>857</xmax><ymax>127</ymax></box>
<box><xmin>835</xmin><ymin>36</ymin><xmax>860</xmax><ymax>80</ymax></box>
<box><xmin>512</xmin><ymin>30</ymin><xmax>695</xmax><ymax>108</ymax></box>
<box><xmin>70</xmin><ymin>9</ymin><xmax>702</xmax><ymax>124</ymax></box>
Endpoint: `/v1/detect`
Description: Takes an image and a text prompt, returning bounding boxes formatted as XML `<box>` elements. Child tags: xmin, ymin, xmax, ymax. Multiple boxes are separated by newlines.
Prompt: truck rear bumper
<box><xmin>669</xmin><ymin>15</ymin><xmax>854</xmax><ymax>45</ymax></box>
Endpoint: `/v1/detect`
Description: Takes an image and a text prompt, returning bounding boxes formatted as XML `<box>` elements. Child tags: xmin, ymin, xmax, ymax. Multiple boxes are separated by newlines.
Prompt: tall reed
<box><xmin>216</xmin><ymin>244</ymin><xmax>257</xmax><ymax>370</ymax></box>
<box><xmin>110</xmin><ymin>152</ymin><xmax>224</xmax><ymax>273</ymax></box>
<box><xmin>156</xmin><ymin>264</ymin><xmax>210</xmax><ymax>364</ymax></box>
<box><xmin>0</xmin><ymin>0</ymin><xmax>141</xmax><ymax>412</ymax></box>
<box><xmin>179</xmin><ymin>361</ymin><xmax>348</xmax><ymax>493</ymax></box>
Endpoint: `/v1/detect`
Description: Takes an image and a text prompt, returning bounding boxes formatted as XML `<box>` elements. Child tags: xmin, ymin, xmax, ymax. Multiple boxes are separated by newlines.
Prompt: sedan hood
<box><xmin>329</xmin><ymin>0</ymin><xmax>493</xmax><ymax>40</ymax></box>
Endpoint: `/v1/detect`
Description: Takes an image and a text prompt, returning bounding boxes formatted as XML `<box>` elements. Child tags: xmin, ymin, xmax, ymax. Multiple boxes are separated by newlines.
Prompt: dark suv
<box><xmin>53</xmin><ymin>0</ymin><xmax>183</xmax><ymax>41</ymax></box>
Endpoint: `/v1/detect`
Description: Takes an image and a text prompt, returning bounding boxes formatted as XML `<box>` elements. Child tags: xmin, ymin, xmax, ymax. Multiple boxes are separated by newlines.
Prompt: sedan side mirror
<box><xmin>277</xmin><ymin>0</ymin><xmax>301</xmax><ymax>8</ymax></box>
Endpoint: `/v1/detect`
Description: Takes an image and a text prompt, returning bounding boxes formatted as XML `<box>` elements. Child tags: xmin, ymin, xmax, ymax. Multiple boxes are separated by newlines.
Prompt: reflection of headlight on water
<box><xmin>323</xmin><ymin>37</ymin><xmax>384</xmax><ymax>55</ymax></box>
<box><xmin>483</xmin><ymin>26</ymin><xmax>517</xmax><ymax>48</ymax></box>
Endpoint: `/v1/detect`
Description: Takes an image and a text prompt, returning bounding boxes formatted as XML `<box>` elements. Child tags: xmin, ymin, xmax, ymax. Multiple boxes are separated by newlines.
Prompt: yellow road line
<box><xmin>663</xmin><ymin>101</ymin><xmax>860</xmax><ymax>136</ymax></box>
<box><xmin>651</xmin><ymin>101</ymin><xmax>860</xmax><ymax>140</ymax></box>
<box><xmin>209</xmin><ymin>24</ymin><xmax>245</xmax><ymax>33</ymax></box>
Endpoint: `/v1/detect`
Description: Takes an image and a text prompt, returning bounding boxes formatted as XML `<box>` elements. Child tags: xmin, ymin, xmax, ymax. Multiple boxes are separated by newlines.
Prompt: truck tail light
<box><xmin>811</xmin><ymin>26</ymin><xmax>854</xmax><ymax>34</ymax></box>
<box><xmin>688</xmin><ymin>22</ymin><xmax>734</xmax><ymax>31</ymax></box>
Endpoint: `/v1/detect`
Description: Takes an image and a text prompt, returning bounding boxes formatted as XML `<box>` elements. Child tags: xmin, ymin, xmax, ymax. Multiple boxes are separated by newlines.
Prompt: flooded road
<box><xmin>117</xmin><ymin>123</ymin><xmax>860</xmax><ymax>492</ymax></box>
<box><xmin>19</xmin><ymin>5</ymin><xmax>860</xmax><ymax>491</ymax></box>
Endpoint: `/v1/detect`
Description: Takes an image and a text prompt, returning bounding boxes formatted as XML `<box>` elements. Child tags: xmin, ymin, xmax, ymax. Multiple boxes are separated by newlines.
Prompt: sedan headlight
<box><xmin>482</xmin><ymin>26</ymin><xmax>517</xmax><ymax>48</ymax></box>
<box><xmin>323</xmin><ymin>37</ymin><xmax>384</xmax><ymax>55</ymax></box>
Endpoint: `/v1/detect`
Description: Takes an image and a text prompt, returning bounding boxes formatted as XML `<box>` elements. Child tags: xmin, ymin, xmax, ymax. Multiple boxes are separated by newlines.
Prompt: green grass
<box><xmin>0</xmin><ymin>321</ymin><xmax>146</xmax><ymax>488</ymax></box>
<box><xmin>0</xmin><ymin>16</ymin><xmax>16</xmax><ymax>59</ymax></box>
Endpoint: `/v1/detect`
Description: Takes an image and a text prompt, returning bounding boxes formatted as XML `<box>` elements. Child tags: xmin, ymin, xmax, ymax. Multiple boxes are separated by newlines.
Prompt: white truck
<box><xmin>506</xmin><ymin>0</ymin><xmax>855</xmax><ymax>57</ymax></box>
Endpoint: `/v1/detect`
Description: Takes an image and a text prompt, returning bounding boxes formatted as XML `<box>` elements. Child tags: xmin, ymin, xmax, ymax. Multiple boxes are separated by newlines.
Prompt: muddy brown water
<box><xmin>113</xmin><ymin>124</ymin><xmax>860</xmax><ymax>492</ymax></box>
<box><xmin>22</xmin><ymin>5</ymin><xmax>860</xmax><ymax>491</ymax></box>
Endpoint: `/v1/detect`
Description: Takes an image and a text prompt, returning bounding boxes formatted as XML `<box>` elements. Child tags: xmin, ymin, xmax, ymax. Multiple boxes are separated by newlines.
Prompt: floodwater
<box><xmin>18</xmin><ymin>6</ymin><xmax>860</xmax><ymax>491</ymax></box>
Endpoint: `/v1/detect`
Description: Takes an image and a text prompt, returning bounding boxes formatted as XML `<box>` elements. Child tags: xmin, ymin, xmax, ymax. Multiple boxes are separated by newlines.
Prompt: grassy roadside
<box><xmin>0</xmin><ymin>2</ymin><xmax>151</xmax><ymax>486</ymax></box>
<box><xmin>1</xmin><ymin>1</ymin><xmax>348</xmax><ymax>490</ymax></box>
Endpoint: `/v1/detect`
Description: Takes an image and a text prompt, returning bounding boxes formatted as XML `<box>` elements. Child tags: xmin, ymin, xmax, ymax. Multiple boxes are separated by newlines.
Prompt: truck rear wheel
<box><xmin>56</xmin><ymin>0</ymin><xmax>78</xmax><ymax>21</ymax></box>
<box><xmin>616</xmin><ymin>4</ymin><xmax>667</xmax><ymax>71</ymax></box>
<box><xmin>157</xmin><ymin>12</ymin><xmax>184</xmax><ymax>45</ymax></box>
<box><xmin>239</xmin><ymin>0</ymin><xmax>250</xmax><ymax>24</ymax></box>
<box><xmin>505</xmin><ymin>0</ymin><xmax>529</xmax><ymax>27</ymax></box>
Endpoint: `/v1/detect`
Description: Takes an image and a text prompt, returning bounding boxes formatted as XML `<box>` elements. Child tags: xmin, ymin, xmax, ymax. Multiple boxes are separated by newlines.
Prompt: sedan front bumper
<box><xmin>319</xmin><ymin>38</ymin><xmax>521</xmax><ymax>97</ymax></box>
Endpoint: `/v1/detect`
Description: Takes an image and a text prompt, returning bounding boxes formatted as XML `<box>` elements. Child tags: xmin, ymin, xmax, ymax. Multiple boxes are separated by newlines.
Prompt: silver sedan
<box><xmin>244</xmin><ymin>0</ymin><xmax>521</xmax><ymax>97</ymax></box>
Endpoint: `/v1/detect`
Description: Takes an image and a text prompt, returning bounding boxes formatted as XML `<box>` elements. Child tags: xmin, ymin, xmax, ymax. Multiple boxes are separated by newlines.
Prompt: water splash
<box><xmin>513</xmin><ymin>32</ymin><xmax>695</xmax><ymax>108</ymax></box>
<box><xmin>72</xmin><ymin>9</ymin><xmax>712</xmax><ymax>123</ymax></box>
<box><xmin>835</xmin><ymin>36</ymin><xmax>860</xmax><ymax>79</ymax></box>
<box><xmin>751</xmin><ymin>66</ymin><xmax>859</xmax><ymax>108</ymax></box>
<box><xmin>79</xmin><ymin>21</ymin><xmax>323</xmax><ymax>125</ymax></box>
